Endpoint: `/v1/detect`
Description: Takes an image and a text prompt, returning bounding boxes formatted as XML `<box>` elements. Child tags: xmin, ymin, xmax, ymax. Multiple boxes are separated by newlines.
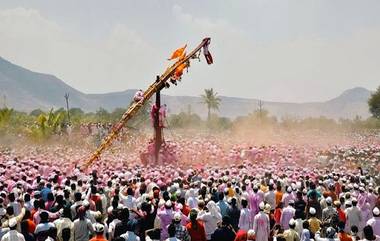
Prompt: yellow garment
<box><xmin>283</xmin><ymin>229</ymin><xmax>300</xmax><ymax>241</ymax></box>
<box><xmin>260</xmin><ymin>184</ymin><xmax>268</xmax><ymax>193</ymax></box>
<box><xmin>228</xmin><ymin>187</ymin><xmax>235</xmax><ymax>197</ymax></box>
<box><xmin>308</xmin><ymin>217</ymin><xmax>321</xmax><ymax>234</ymax></box>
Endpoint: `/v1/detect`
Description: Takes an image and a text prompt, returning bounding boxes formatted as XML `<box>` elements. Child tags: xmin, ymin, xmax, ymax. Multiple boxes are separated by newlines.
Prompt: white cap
<box><xmin>309</xmin><ymin>207</ymin><xmax>316</xmax><ymax>215</ymax></box>
<box><xmin>177</xmin><ymin>203</ymin><xmax>183</xmax><ymax>210</ymax></box>
<box><xmin>174</xmin><ymin>212</ymin><xmax>182</xmax><ymax>221</ymax></box>
<box><xmin>83</xmin><ymin>199</ymin><xmax>90</xmax><ymax>207</ymax></box>
<box><xmin>265</xmin><ymin>203</ymin><xmax>271</xmax><ymax>211</ymax></box>
<box><xmin>165</xmin><ymin>200</ymin><xmax>172</xmax><ymax>207</ymax></box>
<box><xmin>259</xmin><ymin>202</ymin><xmax>265</xmax><ymax>210</ymax></box>
<box><xmin>289</xmin><ymin>218</ymin><xmax>296</xmax><ymax>226</ymax></box>
<box><xmin>287</xmin><ymin>186</ymin><xmax>292</xmax><ymax>193</ymax></box>
<box><xmin>326</xmin><ymin>197</ymin><xmax>332</xmax><ymax>204</ymax></box>
<box><xmin>373</xmin><ymin>207</ymin><xmax>380</xmax><ymax>216</ymax></box>
<box><xmin>94</xmin><ymin>223</ymin><xmax>104</xmax><ymax>233</ymax></box>
<box><xmin>8</xmin><ymin>218</ymin><xmax>17</xmax><ymax>228</ymax></box>
<box><xmin>247</xmin><ymin>229</ymin><xmax>255</xmax><ymax>240</ymax></box>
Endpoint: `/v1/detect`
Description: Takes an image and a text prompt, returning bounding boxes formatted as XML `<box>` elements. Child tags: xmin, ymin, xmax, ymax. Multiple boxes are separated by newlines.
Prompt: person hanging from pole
<box><xmin>159</xmin><ymin>104</ymin><xmax>167</xmax><ymax>128</ymax></box>
<box><xmin>133</xmin><ymin>89</ymin><xmax>144</xmax><ymax>102</ymax></box>
<box><xmin>150</xmin><ymin>103</ymin><xmax>159</xmax><ymax>128</ymax></box>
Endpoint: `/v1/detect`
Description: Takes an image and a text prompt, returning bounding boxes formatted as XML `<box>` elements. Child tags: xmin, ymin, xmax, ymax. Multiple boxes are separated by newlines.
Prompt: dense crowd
<box><xmin>0</xmin><ymin>132</ymin><xmax>379</xmax><ymax>241</ymax></box>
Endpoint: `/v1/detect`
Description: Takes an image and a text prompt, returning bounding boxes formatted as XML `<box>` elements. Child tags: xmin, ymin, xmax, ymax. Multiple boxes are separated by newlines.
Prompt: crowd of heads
<box><xmin>0</xmin><ymin>131</ymin><xmax>379</xmax><ymax>241</ymax></box>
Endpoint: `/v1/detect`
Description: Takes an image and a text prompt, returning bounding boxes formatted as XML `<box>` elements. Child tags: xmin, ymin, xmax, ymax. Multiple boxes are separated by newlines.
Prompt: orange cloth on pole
<box><xmin>174</xmin><ymin>62</ymin><xmax>188</xmax><ymax>78</ymax></box>
<box><xmin>169</xmin><ymin>45</ymin><xmax>187</xmax><ymax>60</ymax></box>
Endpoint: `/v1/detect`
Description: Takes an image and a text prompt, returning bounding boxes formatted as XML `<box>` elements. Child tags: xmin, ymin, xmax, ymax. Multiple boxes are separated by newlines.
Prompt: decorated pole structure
<box><xmin>64</xmin><ymin>93</ymin><xmax>70</xmax><ymax>123</ymax></box>
<box><xmin>81</xmin><ymin>37</ymin><xmax>213</xmax><ymax>169</ymax></box>
<box><xmin>154</xmin><ymin>76</ymin><xmax>163</xmax><ymax>164</ymax></box>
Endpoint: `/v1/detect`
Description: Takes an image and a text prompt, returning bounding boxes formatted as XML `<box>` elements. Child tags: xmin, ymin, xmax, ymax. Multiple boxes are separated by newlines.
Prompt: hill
<box><xmin>0</xmin><ymin>56</ymin><xmax>372</xmax><ymax>119</ymax></box>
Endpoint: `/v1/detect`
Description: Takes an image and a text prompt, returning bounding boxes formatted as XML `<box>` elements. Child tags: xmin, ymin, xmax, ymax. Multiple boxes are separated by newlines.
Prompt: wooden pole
<box><xmin>154</xmin><ymin>91</ymin><xmax>162</xmax><ymax>165</ymax></box>
<box><xmin>64</xmin><ymin>93</ymin><xmax>70</xmax><ymax>123</ymax></box>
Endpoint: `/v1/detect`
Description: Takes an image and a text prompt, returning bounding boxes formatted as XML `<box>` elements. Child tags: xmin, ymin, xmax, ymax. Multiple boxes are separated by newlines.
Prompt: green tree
<box><xmin>95</xmin><ymin>107</ymin><xmax>110</xmax><ymax>122</ymax></box>
<box><xmin>69</xmin><ymin>108</ymin><xmax>84</xmax><ymax>117</ymax></box>
<box><xmin>111</xmin><ymin>108</ymin><xmax>127</xmax><ymax>121</ymax></box>
<box><xmin>128</xmin><ymin>100</ymin><xmax>151</xmax><ymax>128</ymax></box>
<box><xmin>30</xmin><ymin>109</ymin><xmax>44</xmax><ymax>116</ymax></box>
<box><xmin>368</xmin><ymin>86</ymin><xmax>380</xmax><ymax>119</ymax></box>
<box><xmin>29</xmin><ymin>109</ymin><xmax>65</xmax><ymax>140</ymax></box>
<box><xmin>0</xmin><ymin>108</ymin><xmax>13</xmax><ymax>133</ymax></box>
<box><xmin>201</xmin><ymin>88</ymin><xmax>221</xmax><ymax>121</ymax></box>
<box><xmin>168</xmin><ymin>112</ymin><xmax>202</xmax><ymax>128</ymax></box>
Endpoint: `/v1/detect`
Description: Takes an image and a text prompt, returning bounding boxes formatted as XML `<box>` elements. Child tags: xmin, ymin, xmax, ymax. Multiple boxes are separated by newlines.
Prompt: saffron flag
<box><xmin>174</xmin><ymin>62</ymin><xmax>188</xmax><ymax>78</ymax></box>
<box><xmin>168</xmin><ymin>44</ymin><xmax>187</xmax><ymax>60</ymax></box>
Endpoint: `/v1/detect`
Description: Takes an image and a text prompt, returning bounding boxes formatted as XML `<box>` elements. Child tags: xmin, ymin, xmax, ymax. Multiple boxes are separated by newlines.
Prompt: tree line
<box><xmin>1</xmin><ymin>87</ymin><xmax>380</xmax><ymax>141</ymax></box>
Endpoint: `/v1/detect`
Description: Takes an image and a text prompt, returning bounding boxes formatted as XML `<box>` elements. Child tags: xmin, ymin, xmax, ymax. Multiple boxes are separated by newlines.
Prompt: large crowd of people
<box><xmin>0</xmin><ymin>131</ymin><xmax>379</xmax><ymax>241</ymax></box>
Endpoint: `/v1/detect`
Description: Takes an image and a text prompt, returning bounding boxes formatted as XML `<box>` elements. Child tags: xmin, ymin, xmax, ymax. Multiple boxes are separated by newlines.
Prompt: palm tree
<box><xmin>0</xmin><ymin>108</ymin><xmax>13</xmax><ymax>133</ymax></box>
<box><xmin>30</xmin><ymin>109</ymin><xmax>64</xmax><ymax>139</ymax></box>
<box><xmin>0</xmin><ymin>108</ymin><xmax>13</xmax><ymax>126</ymax></box>
<box><xmin>201</xmin><ymin>88</ymin><xmax>221</xmax><ymax>120</ymax></box>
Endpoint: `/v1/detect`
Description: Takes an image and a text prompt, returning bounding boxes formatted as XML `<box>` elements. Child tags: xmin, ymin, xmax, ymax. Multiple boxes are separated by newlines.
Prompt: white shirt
<box><xmin>8</xmin><ymin>203</ymin><xmax>21</xmax><ymax>217</ymax></box>
<box><xmin>165</xmin><ymin>238</ymin><xmax>181</xmax><ymax>241</ymax></box>
<box><xmin>1</xmin><ymin>230</ymin><xmax>25</xmax><ymax>241</ymax></box>
<box><xmin>108</xmin><ymin>219</ymin><xmax>121</xmax><ymax>240</ymax></box>
<box><xmin>120</xmin><ymin>231</ymin><xmax>141</xmax><ymax>241</ymax></box>
<box><xmin>265</xmin><ymin>191</ymin><xmax>276</xmax><ymax>210</ymax></box>
<box><xmin>239</xmin><ymin>208</ymin><xmax>252</xmax><ymax>231</ymax></box>
<box><xmin>53</xmin><ymin>217</ymin><xmax>74</xmax><ymax>241</ymax></box>
<box><xmin>120</xmin><ymin>195</ymin><xmax>137</xmax><ymax>210</ymax></box>
<box><xmin>198</xmin><ymin>211</ymin><xmax>221</xmax><ymax>240</ymax></box>
<box><xmin>34</xmin><ymin>222</ymin><xmax>55</xmax><ymax>235</ymax></box>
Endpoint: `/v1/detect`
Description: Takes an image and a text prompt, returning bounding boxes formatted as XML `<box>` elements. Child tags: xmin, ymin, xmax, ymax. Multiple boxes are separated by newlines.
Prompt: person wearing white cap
<box><xmin>282</xmin><ymin>186</ymin><xmax>295</xmax><ymax>208</ymax></box>
<box><xmin>89</xmin><ymin>223</ymin><xmax>107</xmax><ymax>241</ymax></box>
<box><xmin>322</xmin><ymin>197</ymin><xmax>338</xmax><ymax>224</ymax></box>
<box><xmin>280</xmin><ymin>219</ymin><xmax>300</xmax><ymax>241</ymax></box>
<box><xmin>157</xmin><ymin>200</ymin><xmax>174</xmax><ymax>240</ymax></box>
<box><xmin>314</xmin><ymin>227</ymin><xmax>339</xmax><ymax>241</ymax></box>
<box><xmin>345</xmin><ymin>198</ymin><xmax>362</xmax><ymax>233</ymax></box>
<box><xmin>366</xmin><ymin>207</ymin><xmax>380</xmax><ymax>236</ymax></box>
<box><xmin>308</xmin><ymin>207</ymin><xmax>321</xmax><ymax>236</ymax></box>
<box><xmin>172</xmin><ymin>212</ymin><xmax>190</xmax><ymax>241</ymax></box>
<box><xmin>1</xmin><ymin>217</ymin><xmax>25</xmax><ymax>241</ymax></box>
<box><xmin>252</xmin><ymin>202</ymin><xmax>270</xmax><ymax>241</ymax></box>
<box><xmin>247</xmin><ymin>229</ymin><xmax>255</xmax><ymax>241</ymax></box>
<box><xmin>197</xmin><ymin>201</ymin><xmax>221</xmax><ymax>240</ymax></box>
<box><xmin>366</xmin><ymin>188</ymin><xmax>377</xmax><ymax>210</ymax></box>
<box><xmin>281</xmin><ymin>199</ymin><xmax>296</xmax><ymax>230</ymax></box>
<box><xmin>264</xmin><ymin>183</ymin><xmax>276</xmax><ymax>211</ymax></box>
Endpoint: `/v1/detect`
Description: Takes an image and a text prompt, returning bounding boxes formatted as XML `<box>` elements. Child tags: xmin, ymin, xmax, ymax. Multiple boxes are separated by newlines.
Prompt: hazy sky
<box><xmin>0</xmin><ymin>0</ymin><xmax>379</xmax><ymax>102</ymax></box>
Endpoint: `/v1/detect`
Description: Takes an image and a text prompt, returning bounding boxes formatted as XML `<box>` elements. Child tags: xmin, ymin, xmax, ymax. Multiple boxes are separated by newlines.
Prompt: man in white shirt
<box><xmin>367</xmin><ymin>207</ymin><xmax>380</xmax><ymax>236</ymax></box>
<box><xmin>119</xmin><ymin>187</ymin><xmax>137</xmax><ymax>219</ymax></box>
<box><xmin>264</xmin><ymin>184</ymin><xmax>276</xmax><ymax>211</ymax></box>
<box><xmin>1</xmin><ymin>218</ymin><xmax>25</xmax><ymax>241</ymax></box>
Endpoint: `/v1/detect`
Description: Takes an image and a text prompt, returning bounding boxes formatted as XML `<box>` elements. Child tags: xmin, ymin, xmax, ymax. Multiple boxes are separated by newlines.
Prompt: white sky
<box><xmin>0</xmin><ymin>0</ymin><xmax>379</xmax><ymax>102</ymax></box>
